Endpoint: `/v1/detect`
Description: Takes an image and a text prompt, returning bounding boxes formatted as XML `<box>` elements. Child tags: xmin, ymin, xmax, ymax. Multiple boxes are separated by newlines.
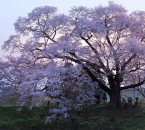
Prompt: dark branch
<box><xmin>70</xmin><ymin>52</ymin><xmax>111</xmax><ymax>94</ymax></box>
<box><xmin>120</xmin><ymin>79</ymin><xmax>145</xmax><ymax>91</ymax></box>
<box><xmin>121</xmin><ymin>53</ymin><xmax>137</xmax><ymax>71</ymax></box>
<box><xmin>83</xmin><ymin>65</ymin><xmax>111</xmax><ymax>94</ymax></box>
<box><xmin>80</xmin><ymin>35</ymin><xmax>109</xmax><ymax>73</ymax></box>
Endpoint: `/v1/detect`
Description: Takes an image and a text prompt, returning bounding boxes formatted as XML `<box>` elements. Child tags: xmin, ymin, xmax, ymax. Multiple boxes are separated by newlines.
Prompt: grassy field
<box><xmin>0</xmin><ymin>103</ymin><xmax>145</xmax><ymax>130</ymax></box>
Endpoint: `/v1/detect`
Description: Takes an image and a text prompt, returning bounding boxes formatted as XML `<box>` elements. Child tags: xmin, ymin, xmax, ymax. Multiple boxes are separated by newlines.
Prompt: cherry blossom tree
<box><xmin>0</xmin><ymin>56</ymin><xmax>97</xmax><ymax>119</ymax></box>
<box><xmin>2</xmin><ymin>1</ymin><xmax>145</xmax><ymax>110</ymax></box>
<box><xmin>0</xmin><ymin>56</ymin><xmax>47</xmax><ymax>106</ymax></box>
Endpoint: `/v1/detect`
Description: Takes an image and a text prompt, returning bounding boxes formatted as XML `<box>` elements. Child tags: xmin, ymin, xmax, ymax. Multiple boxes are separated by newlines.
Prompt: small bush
<box><xmin>79</xmin><ymin>121</ymin><xmax>89</xmax><ymax>128</ymax></box>
<box><xmin>134</xmin><ymin>113</ymin><xmax>143</xmax><ymax>118</ymax></box>
<box><xmin>90</xmin><ymin>116</ymin><xmax>99</xmax><ymax>121</ymax></box>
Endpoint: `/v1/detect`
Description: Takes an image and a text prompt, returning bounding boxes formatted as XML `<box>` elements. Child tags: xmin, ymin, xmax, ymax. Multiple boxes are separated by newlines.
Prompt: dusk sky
<box><xmin>1</xmin><ymin>0</ymin><xmax>145</xmax><ymax>59</ymax></box>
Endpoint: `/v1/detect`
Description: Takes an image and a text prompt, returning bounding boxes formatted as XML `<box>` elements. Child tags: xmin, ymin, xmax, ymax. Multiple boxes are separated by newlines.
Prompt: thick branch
<box><xmin>80</xmin><ymin>35</ymin><xmax>98</xmax><ymax>55</ymax></box>
<box><xmin>121</xmin><ymin>53</ymin><xmax>137</xmax><ymax>71</ymax></box>
<box><xmin>106</xmin><ymin>31</ymin><xmax>120</xmax><ymax>73</ymax></box>
<box><xmin>33</xmin><ymin>53</ymin><xmax>105</xmax><ymax>74</ymax></box>
<box><xmin>70</xmin><ymin>52</ymin><xmax>111</xmax><ymax>94</ymax></box>
<box><xmin>105</xmin><ymin>18</ymin><xmax>120</xmax><ymax>74</ymax></box>
<box><xmin>83</xmin><ymin>65</ymin><xmax>111</xmax><ymax>94</ymax></box>
<box><xmin>120</xmin><ymin>79</ymin><xmax>145</xmax><ymax>91</ymax></box>
<box><xmin>105</xmin><ymin>18</ymin><xmax>112</xmax><ymax>47</ymax></box>
<box><xmin>80</xmin><ymin>35</ymin><xmax>109</xmax><ymax>73</ymax></box>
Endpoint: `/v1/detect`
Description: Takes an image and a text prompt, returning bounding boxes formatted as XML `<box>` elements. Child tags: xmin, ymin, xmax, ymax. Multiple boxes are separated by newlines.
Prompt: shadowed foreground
<box><xmin>0</xmin><ymin>103</ymin><xmax>145</xmax><ymax>130</ymax></box>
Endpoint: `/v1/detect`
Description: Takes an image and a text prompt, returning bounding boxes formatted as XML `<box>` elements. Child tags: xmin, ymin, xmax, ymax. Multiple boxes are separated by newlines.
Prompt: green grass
<box><xmin>0</xmin><ymin>103</ymin><xmax>145</xmax><ymax>130</ymax></box>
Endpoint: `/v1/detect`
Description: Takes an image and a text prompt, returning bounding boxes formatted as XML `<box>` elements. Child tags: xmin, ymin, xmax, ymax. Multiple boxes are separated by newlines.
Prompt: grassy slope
<box><xmin>0</xmin><ymin>104</ymin><xmax>145</xmax><ymax>130</ymax></box>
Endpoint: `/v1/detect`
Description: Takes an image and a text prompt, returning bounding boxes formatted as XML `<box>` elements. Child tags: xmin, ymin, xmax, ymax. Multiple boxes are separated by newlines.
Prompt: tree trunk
<box><xmin>107</xmin><ymin>76</ymin><xmax>122</xmax><ymax>109</ymax></box>
<box><xmin>109</xmin><ymin>89</ymin><xmax>122</xmax><ymax>109</ymax></box>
